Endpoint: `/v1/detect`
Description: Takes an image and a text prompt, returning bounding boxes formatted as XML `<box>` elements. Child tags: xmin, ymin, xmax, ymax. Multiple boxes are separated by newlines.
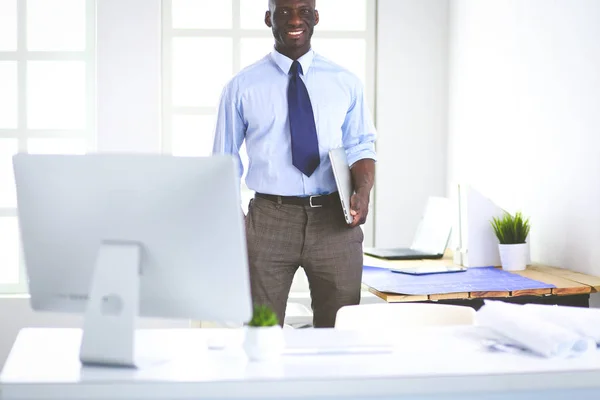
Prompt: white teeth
<box><xmin>288</xmin><ymin>31</ymin><xmax>303</xmax><ymax>36</ymax></box>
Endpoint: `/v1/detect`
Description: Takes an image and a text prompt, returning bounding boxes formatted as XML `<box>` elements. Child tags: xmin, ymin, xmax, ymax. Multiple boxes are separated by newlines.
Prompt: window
<box><xmin>0</xmin><ymin>0</ymin><xmax>96</xmax><ymax>294</ymax></box>
<box><xmin>161</xmin><ymin>0</ymin><xmax>376</xmax><ymax>219</ymax></box>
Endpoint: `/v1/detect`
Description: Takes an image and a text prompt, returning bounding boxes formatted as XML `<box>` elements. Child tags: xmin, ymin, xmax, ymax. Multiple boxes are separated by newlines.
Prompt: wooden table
<box><xmin>362</xmin><ymin>253</ymin><xmax>600</xmax><ymax>308</ymax></box>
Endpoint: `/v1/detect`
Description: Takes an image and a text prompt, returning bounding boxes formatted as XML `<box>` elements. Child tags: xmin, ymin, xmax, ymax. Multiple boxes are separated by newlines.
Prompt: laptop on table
<box><xmin>364</xmin><ymin>196</ymin><xmax>452</xmax><ymax>260</ymax></box>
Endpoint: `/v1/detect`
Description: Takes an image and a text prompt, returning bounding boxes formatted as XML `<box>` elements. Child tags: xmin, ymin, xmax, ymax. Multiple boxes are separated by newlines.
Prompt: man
<box><xmin>212</xmin><ymin>0</ymin><xmax>376</xmax><ymax>328</ymax></box>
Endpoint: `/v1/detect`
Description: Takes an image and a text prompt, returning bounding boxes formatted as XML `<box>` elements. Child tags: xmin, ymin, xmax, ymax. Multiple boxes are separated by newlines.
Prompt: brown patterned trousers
<box><xmin>244</xmin><ymin>195</ymin><xmax>364</xmax><ymax>328</ymax></box>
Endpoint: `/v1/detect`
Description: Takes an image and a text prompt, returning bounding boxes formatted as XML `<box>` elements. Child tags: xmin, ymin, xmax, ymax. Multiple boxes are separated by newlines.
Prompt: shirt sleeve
<box><xmin>211</xmin><ymin>82</ymin><xmax>246</xmax><ymax>179</ymax></box>
<box><xmin>342</xmin><ymin>79</ymin><xmax>377</xmax><ymax>167</ymax></box>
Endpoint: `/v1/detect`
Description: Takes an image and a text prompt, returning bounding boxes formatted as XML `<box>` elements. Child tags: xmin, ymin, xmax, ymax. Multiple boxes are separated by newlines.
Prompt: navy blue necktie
<box><xmin>288</xmin><ymin>60</ymin><xmax>320</xmax><ymax>177</ymax></box>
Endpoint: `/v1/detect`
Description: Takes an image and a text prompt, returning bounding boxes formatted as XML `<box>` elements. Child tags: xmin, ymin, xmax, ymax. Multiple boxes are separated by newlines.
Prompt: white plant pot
<box><xmin>243</xmin><ymin>325</ymin><xmax>285</xmax><ymax>362</ymax></box>
<box><xmin>498</xmin><ymin>243</ymin><xmax>529</xmax><ymax>271</ymax></box>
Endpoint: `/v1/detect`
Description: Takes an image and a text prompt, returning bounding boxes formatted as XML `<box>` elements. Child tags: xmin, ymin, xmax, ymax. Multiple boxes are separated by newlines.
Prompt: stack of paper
<box><xmin>476</xmin><ymin>300</ymin><xmax>598</xmax><ymax>358</ymax></box>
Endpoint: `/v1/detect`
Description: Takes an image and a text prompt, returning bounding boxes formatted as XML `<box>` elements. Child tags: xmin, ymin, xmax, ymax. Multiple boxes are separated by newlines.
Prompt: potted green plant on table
<box><xmin>490</xmin><ymin>211</ymin><xmax>531</xmax><ymax>271</ymax></box>
<box><xmin>243</xmin><ymin>305</ymin><xmax>285</xmax><ymax>361</ymax></box>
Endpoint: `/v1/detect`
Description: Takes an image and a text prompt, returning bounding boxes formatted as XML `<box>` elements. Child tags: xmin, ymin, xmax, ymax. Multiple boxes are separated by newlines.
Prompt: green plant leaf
<box><xmin>489</xmin><ymin>211</ymin><xmax>530</xmax><ymax>244</ymax></box>
<box><xmin>247</xmin><ymin>304</ymin><xmax>279</xmax><ymax>327</ymax></box>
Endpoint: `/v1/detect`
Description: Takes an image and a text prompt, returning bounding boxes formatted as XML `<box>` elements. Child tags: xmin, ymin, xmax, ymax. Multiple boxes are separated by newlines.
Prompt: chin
<box><xmin>289</xmin><ymin>40</ymin><xmax>308</xmax><ymax>48</ymax></box>
<box><xmin>281</xmin><ymin>36</ymin><xmax>309</xmax><ymax>48</ymax></box>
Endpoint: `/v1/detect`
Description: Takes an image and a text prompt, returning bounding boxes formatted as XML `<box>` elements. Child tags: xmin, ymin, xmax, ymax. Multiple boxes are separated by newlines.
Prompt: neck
<box><xmin>276</xmin><ymin>44</ymin><xmax>311</xmax><ymax>61</ymax></box>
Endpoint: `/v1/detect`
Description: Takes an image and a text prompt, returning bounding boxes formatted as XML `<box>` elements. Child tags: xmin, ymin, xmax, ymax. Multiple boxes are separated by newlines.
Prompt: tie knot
<box><xmin>290</xmin><ymin>60</ymin><xmax>302</xmax><ymax>77</ymax></box>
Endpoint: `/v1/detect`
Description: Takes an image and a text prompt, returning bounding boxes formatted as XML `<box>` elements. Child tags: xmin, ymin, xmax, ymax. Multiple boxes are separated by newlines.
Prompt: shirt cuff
<box><xmin>346</xmin><ymin>142</ymin><xmax>377</xmax><ymax>166</ymax></box>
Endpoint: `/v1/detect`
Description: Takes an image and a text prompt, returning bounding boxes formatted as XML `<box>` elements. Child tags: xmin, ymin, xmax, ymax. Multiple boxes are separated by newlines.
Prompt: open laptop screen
<box><xmin>410</xmin><ymin>196</ymin><xmax>453</xmax><ymax>255</ymax></box>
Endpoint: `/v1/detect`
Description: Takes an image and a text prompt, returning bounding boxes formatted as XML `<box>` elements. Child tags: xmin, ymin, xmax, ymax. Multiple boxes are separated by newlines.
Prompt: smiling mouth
<box><xmin>286</xmin><ymin>30</ymin><xmax>305</xmax><ymax>38</ymax></box>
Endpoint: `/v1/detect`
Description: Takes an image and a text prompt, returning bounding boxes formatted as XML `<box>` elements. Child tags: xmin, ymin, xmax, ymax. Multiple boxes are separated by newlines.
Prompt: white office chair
<box><xmin>334</xmin><ymin>303</ymin><xmax>476</xmax><ymax>330</ymax></box>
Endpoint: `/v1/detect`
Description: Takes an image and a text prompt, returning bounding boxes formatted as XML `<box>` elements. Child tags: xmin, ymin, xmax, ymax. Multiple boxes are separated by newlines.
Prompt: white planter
<box><xmin>498</xmin><ymin>243</ymin><xmax>529</xmax><ymax>271</ymax></box>
<box><xmin>243</xmin><ymin>325</ymin><xmax>285</xmax><ymax>362</ymax></box>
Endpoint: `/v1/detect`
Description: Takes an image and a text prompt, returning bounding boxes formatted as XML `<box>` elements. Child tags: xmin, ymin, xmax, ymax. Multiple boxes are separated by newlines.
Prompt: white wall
<box><xmin>448</xmin><ymin>0</ymin><xmax>600</xmax><ymax>307</ymax></box>
<box><xmin>374</xmin><ymin>0</ymin><xmax>449</xmax><ymax>247</ymax></box>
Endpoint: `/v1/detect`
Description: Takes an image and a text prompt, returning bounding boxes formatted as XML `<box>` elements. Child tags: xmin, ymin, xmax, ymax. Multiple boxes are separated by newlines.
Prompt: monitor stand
<box><xmin>79</xmin><ymin>241</ymin><xmax>141</xmax><ymax>368</ymax></box>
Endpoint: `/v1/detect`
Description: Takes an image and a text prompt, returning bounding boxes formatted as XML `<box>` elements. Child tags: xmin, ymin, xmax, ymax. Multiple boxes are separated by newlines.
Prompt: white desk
<box><xmin>1</xmin><ymin>327</ymin><xmax>600</xmax><ymax>400</ymax></box>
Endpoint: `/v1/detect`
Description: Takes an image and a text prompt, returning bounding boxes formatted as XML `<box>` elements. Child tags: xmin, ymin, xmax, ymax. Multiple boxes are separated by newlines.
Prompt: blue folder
<box><xmin>362</xmin><ymin>265</ymin><xmax>555</xmax><ymax>295</ymax></box>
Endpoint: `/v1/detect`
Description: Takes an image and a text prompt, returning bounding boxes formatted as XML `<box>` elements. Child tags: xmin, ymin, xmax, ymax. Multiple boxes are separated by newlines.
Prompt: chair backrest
<box><xmin>334</xmin><ymin>303</ymin><xmax>476</xmax><ymax>330</ymax></box>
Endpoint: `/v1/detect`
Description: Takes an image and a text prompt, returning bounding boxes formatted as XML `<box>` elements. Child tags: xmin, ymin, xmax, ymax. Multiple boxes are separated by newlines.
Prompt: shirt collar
<box><xmin>270</xmin><ymin>48</ymin><xmax>315</xmax><ymax>76</ymax></box>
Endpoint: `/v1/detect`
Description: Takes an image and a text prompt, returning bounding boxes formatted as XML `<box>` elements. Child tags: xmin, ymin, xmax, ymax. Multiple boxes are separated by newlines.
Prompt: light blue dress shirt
<box><xmin>212</xmin><ymin>48</ymin><xmax>377</xmax><ymax>196</ymax></box>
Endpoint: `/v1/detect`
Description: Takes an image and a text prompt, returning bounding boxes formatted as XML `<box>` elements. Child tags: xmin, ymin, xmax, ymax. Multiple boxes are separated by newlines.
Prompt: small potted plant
<box><xmin>490</xmin><ymin>211</ymin><xmax>531</xmax><ymax>271</ymax></box>
<box><xmin>243</xmin><ymin>305</ymin><xmax>285</xmax><ymax>361</ymax></box>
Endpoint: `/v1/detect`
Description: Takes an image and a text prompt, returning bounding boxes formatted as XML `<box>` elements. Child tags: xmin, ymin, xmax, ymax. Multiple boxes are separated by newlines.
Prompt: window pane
<box><xmin>240</xmin><ymin>38</ymin><xmax>273</xmax><ymax>69</ymax></box>
<box><xmin>312</xmin><ymin>38</ymin><xmax>366</xmax><ymax>85</ymax></box>
<box><xmin>0</xmin><ymin>217</ymin><xmax>19</xmax><ymax>284</ymax></box>
<box><xmin>0</xmin><ymin>139</ymin><xmax>18</xmax><ymax>208</ymax></box>
<box><xmin>27</xmin><ymin>61</ymin><xmax>86</xmax><ymax>129</ymax></box>
<box><xmin>240</xmin><ymin>0</ymin><xmax>269</xmax><ymax>30</ymax></box>
<box><xmin>0</xmin><ymin>0</ymin><xmax>17</xmax><ymax>51</ymax></box>
<box><xmin>172</xmin><ymin>0</ymin><xmax>232</xmax><ymax>29</ymax></box>
<box><xmin>27</xmin><ymin>138</ymin><xmax>86</xmax><ymax>154</ymax></box>
<box><xmin>172</xmin><ymin>38</ymin><xmax>232</xmax><ymax>107</ymax></box>
<box><xmin>172</xmin><ymin>114</ymin><xmax>216</xmax><ymax>157</ymax></box>
<box><xmin>316</xmin><ymin>0</ymin><xmax>367</xmax><ymax>31</ymax></box>
<box><xmin>0</xmin><ymin>61</ymin><xmax>18</xmax><ymax>129</ymax></box>
<box><xmin>27</xmin><ymin>0</ymin><xmax>86</xmax><ymax>51</ymax></box>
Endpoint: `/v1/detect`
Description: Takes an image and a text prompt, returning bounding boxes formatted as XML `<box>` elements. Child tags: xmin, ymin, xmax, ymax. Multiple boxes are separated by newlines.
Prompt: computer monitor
<box><xmin>12</xmin><ymin>153</ymin><xmax>252</xmax><ymax>367</ymax></box>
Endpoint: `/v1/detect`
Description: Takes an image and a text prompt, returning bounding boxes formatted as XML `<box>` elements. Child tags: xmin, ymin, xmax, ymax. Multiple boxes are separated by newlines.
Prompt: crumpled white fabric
<box><xmin>523</xmin><ymin>303</ymin><xmax>600</xmax><ymax>343</ymax></box>
<box><xmin>476</xmin><ymin>300</ymin><xmax>597</xmax><ymax>358</ymax></box>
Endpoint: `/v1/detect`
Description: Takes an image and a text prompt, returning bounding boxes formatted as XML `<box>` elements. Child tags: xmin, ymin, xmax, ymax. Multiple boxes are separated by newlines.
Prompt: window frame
<box><xmin>0</xmin><ymin>0</ymin><xmax>96</xmax><ymax>294</ymax></box>
<box><xmin>161</xmin><ymin>0</ymin><xmax>377</xmax><ymax>245</ymax></box>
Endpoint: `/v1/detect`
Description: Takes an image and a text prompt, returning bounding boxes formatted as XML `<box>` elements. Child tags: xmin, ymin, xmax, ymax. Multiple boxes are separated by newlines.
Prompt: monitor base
<box><xmin>79</xmin><ymin>241</ymin><xmax>141</xmax><ymax>368</ymax></box>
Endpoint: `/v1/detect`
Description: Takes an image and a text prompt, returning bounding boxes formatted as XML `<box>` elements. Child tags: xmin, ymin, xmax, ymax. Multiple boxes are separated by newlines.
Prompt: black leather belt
<box><xmin>255</xmin><ymin>192</ymin><xmax>339</xmax><ymax>208</ymax></box>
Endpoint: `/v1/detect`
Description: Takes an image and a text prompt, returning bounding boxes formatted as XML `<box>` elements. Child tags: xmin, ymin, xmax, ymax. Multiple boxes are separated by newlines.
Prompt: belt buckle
<box><xmin>309</xmin><ymin>195</ymin><xmax>323</xmax><ymax>208</ymax></box>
